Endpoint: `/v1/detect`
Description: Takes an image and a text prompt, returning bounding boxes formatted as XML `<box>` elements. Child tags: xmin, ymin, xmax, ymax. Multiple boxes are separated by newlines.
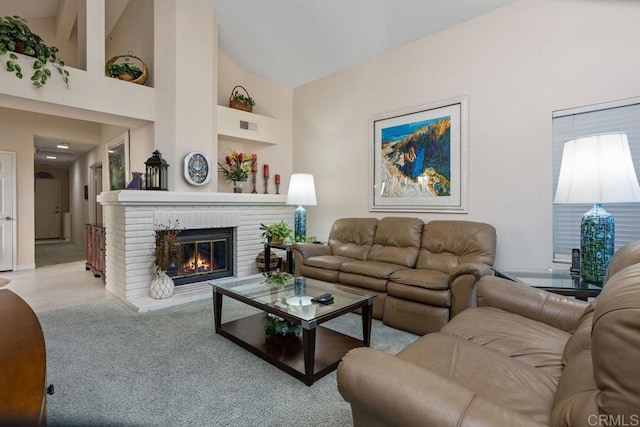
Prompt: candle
<box><xmin>263</xmin><ymin>164</ymin><xmax>269</xmax><ymax>177</ymax></box>
<box><xmin>275</xmin><ymin>174</ymin><xmax>280</xmax><ymax>185</ymax></box>
<box><xmin>251</xmin><ymin>155</ymin><xmax>257</xmax><ymax>172</ymax></box>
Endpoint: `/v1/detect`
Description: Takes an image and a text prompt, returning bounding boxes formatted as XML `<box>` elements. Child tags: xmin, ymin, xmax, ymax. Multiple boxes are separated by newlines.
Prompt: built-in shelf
<box><xmin>217</xmin><ymin>105</ymin><xmax>283</xmax><ymax>144</ymax></box>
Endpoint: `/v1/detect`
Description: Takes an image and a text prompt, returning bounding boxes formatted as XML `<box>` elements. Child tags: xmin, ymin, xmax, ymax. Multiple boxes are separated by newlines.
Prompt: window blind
<box><xmin>552</xmin><ymin>98</ymin><xmax>640</xmax><ymax>262</ymax></box>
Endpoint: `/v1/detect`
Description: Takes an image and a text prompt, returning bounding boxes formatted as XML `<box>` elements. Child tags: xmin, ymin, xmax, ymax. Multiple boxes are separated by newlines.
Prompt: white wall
<box><xmin>293</xmin><ymin>0</ymin><xmax>640</xmax><ymax>269</ymax></box>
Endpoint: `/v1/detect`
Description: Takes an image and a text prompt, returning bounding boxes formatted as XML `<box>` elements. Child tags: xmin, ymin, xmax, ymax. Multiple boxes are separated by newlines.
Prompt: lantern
<box><xmin>145</xmin><ymin>150</ymin><xmax>169</xmax><ymax>191</ymax></box>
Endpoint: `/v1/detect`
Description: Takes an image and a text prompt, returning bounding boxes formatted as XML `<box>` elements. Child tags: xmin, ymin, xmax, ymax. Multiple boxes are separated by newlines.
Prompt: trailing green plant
<box><xmin>0</xmin><ymin>15</ymin><xmax>70</xmax><ymax>88</ymax></box>
<box><xmin>232</xmin><ymin>89</ymin><xmax>255</xmax><ymax>107</ymax></box>
<box><xmin>106</xmin><ymin>58</ymin><xmax>143</xmax><ymax>80</ymax></box>
<box><xmin>259</xmin><ymin>220</ymin><xmax>293</xmax><ymax>243</ymax></box>
<box><xmin>295</xmin><ymin>235</ymin><xmax>318</xmax><ymax>243</ymax></box>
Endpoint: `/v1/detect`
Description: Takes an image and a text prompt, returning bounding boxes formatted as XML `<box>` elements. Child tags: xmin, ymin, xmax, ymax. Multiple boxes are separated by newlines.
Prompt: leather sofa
<box><xmin>337</xmin><ymin>240</ymin><xmax>640</xmax><ymax>426</ymax></box>
<box><xmin>292</xmin><ymin>217</ymin><xmax>497</xmax><ymax>335</ymax></box>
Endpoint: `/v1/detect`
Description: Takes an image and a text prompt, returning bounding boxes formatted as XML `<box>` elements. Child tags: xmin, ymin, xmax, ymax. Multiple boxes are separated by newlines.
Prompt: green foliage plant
<box><xmin>259</xmin><ymin>220</ymin><xmax>293</xmax><ymax>243</ymax></box>
<box><xmin>106</xmin><ymin>55</ymin><xmax>143</xmax><ymax>80</ymax></box>
<box><xmin>233</xmin><ymin>89</ymin><xmax>256</xmax><ymax>107</ymax></box>
<box><xmin>0</xmin><ymin>15</ymin><xmax>70</xmax><ymax>88</ymax></box>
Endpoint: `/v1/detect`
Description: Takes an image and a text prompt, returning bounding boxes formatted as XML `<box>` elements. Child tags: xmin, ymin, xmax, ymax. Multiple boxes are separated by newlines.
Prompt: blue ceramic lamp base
<box><xmin>294</xmin><ymin>205</ymin><xmax>307</xmax><ymax>241</ymax></box>
<box><xmin>580</xmin><ymin>204</ymin><xmax>614</xmax><ymax>285</ymax></box>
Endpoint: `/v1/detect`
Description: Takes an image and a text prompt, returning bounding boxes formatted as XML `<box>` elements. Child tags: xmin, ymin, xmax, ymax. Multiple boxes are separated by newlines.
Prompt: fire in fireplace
<box><xmin>166</xmin><ymin>227</ymin><xmax>234</xmax><ymax>285</ymax></box>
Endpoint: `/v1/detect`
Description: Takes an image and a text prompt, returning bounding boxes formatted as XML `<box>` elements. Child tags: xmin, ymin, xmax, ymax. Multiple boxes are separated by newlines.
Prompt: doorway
<box><xmin>35</xmin><ymin>176</ymin><xmax>61</xmax><ymax>239</ymax></box>
<box><xmin>0</xmin><ymin>152</ymin><xmax>16</xmax><ymax>271</ymax></box>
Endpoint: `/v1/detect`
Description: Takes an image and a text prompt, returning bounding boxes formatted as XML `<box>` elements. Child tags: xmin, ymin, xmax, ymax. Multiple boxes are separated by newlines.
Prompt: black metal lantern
<box><xmin>145</xmin><ymin>150</ymin><xmax>169</xmax><ymax>191</ymax></box>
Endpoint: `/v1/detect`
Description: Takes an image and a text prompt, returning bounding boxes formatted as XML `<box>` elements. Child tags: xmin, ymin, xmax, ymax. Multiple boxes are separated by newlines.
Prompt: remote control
<box><xmin>311</xmin><ymin>293</ymin><xmax>334</xmax><ymax>303</ymax></box>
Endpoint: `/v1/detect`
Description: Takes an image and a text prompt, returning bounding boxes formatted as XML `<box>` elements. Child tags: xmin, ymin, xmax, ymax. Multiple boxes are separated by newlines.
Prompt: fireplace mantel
<box><xmin>98</xmin><ymin>190</ymin><xmax>287</xmax><ymax>206</ymax></box>
<box><xmin>97</xmin><ymin>190</ymin><xmax>293</xmax><ymax>312</ymax></box>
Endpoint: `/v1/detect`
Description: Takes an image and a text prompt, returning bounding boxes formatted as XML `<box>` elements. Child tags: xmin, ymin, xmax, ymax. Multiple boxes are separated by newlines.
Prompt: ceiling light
<box><xmin>57</xmin><ymin>143</ymin><xmax>69</xmax><ymax>149</ymax></box>
<box><xmin>46</xmin><ymin>155</ymin><xmax>57</xmax><ymax>159</ymax></box>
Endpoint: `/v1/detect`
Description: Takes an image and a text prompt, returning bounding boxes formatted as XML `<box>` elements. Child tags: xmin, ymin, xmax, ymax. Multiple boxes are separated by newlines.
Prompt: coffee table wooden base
<box><xmin>217</xmin><ymin>313</ymin><xmax>366</xmax><ymax>385</ymax></box>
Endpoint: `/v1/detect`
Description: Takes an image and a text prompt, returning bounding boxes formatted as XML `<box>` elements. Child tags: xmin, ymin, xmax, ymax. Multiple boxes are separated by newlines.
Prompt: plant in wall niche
<box><xmin>259</xmin><ymin>220</ymin><xmax>293</xmax><ymax>244</ymax></box>
<box><xmin>228</xmin><ymin>85</ymin><xmax>255</xmax><ymax>112</ymax></box>
<box><xmin>0</xmin><ymin>15</ymin><xmax>70</xmax><ymax>88</ymax></box>
<box><xmin>105</xmin><ymin>53</ymin><xmax>148</xmax><ymax>85</ymax></box>
<box><xmin>218</xmin><ymin>150</ymin><xmax>254</xmax><ymax>189</ymax></box>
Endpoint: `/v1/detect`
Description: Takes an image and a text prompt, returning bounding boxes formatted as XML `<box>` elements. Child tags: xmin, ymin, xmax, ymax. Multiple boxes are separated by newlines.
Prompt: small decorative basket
<box><xmin>105</xmin><ymin>52</ymin><xmax>148</xmax><ymax>85</ymax></box>
<box><xmin>228</xmin><ymin>85</ymin><xmax>254</xmax><ymax>112</ymax></box>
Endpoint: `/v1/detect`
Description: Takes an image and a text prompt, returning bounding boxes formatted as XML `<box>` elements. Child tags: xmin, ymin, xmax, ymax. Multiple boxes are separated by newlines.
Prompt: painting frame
<box><xmin>370</xmin><ymin>96</ymin><xmax>469</xmax><ymax>213</ymax></box>
<box><xmin>107</xmin><ymin>132</ymin><xmax>130</xmax><ymax>191</ymax></box>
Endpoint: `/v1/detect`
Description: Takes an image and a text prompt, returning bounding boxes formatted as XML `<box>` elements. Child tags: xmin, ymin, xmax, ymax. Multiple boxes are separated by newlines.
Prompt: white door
<box><xmin>0</xmin><ymin>152</ymin><xmax>15</xmax><ymax>271</ymax></box>
<box><xmin>35</xmin><ymin>178</ymin><xmax>61</xmax><ymax>239</ymax></box>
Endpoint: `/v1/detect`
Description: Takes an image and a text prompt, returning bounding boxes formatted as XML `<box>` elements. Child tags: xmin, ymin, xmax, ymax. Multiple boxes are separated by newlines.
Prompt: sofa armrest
<box><xmin>338</xmin><ymin>347</ymin><xmax>545</xmax><ymax>427</ymax></box>
<box><xmin>476</xmin><ymin>276</ymin><xmax>588</xmax><ymax>332</ymax></box>
<box><xmin>449</xmin><ymin>263</ymin><xmax>494</xmax><ymax>318</ymax></box>
<box><xmin>291</xmin><ymin>242</ymin><xmax>332</xmax><ymax>259</ymax></box>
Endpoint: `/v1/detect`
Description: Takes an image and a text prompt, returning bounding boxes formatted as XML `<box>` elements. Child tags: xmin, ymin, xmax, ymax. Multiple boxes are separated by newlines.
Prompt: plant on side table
<box><xmin>150</xmin><ymin>221</ymin><xmax>181</xmax><ymax>299</ymax></box>
<box><xmin>259</xmin><ymin>220</ymin><xmax>293</xmax><ymax>244</ymax></box>
<box><xmin>0</xmin><ymin>15</ymin><xmax>70</xmax><ymax>88</ymax></box>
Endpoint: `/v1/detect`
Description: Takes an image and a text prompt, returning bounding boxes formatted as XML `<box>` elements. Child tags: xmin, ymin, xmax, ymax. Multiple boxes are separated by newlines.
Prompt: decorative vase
<box><xmin>150</xmin><ymin>270</ymin><xmax>175</xmax><ymax>299</ymax></box>
<box><xmin>233</xmin><ymin>181</ymin><xmax>244</xmax><ymax>193</ymax></box>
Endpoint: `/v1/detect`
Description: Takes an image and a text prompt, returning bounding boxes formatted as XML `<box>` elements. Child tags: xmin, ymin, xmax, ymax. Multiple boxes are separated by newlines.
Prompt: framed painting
<box><xmin>370</xmin><ymin>96</ymin><xmax>469</xmax><ymax>213</ymax></box>
<box><xmin>107</xmin><ymin>132</ymin><xmax>130</xmax><ymax>191</ymax></box>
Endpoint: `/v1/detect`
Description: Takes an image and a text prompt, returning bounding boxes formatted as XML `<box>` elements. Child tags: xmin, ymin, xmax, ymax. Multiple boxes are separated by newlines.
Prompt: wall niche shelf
<box><xmin>217</xmin><ymin>105</ymin><xmax>283</xmax><ymax>145</ymax></box>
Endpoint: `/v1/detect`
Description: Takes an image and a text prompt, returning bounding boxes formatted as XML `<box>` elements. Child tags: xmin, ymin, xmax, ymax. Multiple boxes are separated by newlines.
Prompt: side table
<box><xmin>263</xmin><ymin>243</ymin><xmax>293</xmax><ymax>274</ymax></box>
<box><xmin>493</xmin><ymin>268</ymin><xmax>602</xmax><ymax>301</ymax></box>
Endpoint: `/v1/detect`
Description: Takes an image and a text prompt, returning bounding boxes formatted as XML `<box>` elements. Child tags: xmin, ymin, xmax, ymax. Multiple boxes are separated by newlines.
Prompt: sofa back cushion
<box><xmin>367</xmin><ymin>217</ymin><xmax>424</xmax><ymax>267</ymax></box>
<box><xmin>327</xmin><ymin>218</ymin><xmax>379</xmax><ymax>260</ymax></box>
<box><xmin>591</xmin><ymin>262</ymin><xmax>640</xmax><ymax>417</ymax></box>
<box><xmin>603</xmin><ymin>240</ymin><xmax>640</xmax><ymax>283</ymax></box>
<box><xmin>416</xmin><ymin>220</ymin><xmax>497</xmax><ymax>273</ymax></box>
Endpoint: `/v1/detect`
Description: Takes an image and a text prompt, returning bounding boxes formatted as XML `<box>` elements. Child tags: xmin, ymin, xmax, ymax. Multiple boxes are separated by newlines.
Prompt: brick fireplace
<box><xmin>97</xmin><ymin>190</ymin><xmax>293</xmax><ymax>311</ymax></box>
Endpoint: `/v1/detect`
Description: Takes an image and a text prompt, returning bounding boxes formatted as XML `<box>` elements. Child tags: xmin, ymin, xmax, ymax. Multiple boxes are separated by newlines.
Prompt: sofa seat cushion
<box><xmin>440</xmin><ymin>307</ymin><xmax>570</xmax><ymax>380</ymax></box>
<box><xmin>389</xmin><ymin>268</ymin><xmax>450</xmax><ymax>290</ymax></box>
<box><xmin>387</xmin><ymin>282</ymin><xmax>450</xmax><ymax>307</ymax></box>
<box><xmin>340</xmin><ymin>260</ymin><xmax>409</xmax><ymax>279</ymax></box>
<box><xmin>397</xmin><ymin>333</ymin><xmax>557</xmax><ymax>425</ymax></box>
<box><xmin>303</xmin><ymin>255</ymin><xmax>354</xmax><ymax>271</ymax></box>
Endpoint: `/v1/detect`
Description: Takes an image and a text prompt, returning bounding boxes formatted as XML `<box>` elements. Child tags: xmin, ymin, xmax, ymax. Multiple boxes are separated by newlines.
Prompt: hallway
<box><xmin>35</xmin><ymin>240</ymin><xmax>86</xmax><ymax>268</ymax></box>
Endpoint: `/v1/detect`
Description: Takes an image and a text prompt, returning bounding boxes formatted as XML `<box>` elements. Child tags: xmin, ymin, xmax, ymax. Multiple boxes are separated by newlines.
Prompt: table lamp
<box><xmin>286</xmin><ymin>173</ymin><xmax>317</xmax><ymax>241</ymax></box>
<box><xmin>554</xmin><ymin>133</ymin><xmax>640</xmax><ymax>285</ymax></box>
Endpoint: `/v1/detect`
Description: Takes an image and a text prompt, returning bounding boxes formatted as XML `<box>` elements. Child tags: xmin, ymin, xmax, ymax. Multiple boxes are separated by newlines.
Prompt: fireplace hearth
<box><xmin>166</xmin><ymin>228</ymin><xmax>234</xmax><ymax>285</ymax></box>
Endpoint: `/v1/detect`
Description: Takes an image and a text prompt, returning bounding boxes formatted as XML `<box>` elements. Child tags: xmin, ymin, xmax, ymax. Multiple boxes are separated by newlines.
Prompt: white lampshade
<box><xmin>554</xmin><ymin>133</ymin><xmax>640</xmax><ymax>204</ymax></box>
<box><xmin>286</xmin><ymin>173</ymin><xmax>317</xmax><ymax>206</ymax></box>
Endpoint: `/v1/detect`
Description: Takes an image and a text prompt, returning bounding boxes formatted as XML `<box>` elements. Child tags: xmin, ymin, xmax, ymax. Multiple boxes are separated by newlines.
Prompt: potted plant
<box><xmin>105</xmin><ymin>53</ymin><xmax>148</xmax><ymax>85</ymax></box>
<box><xmin>218</xmin><ymin>150</ymin><xmax>254</xmax><ymax>193</ymax></box>
<box><xmin>228</xmin><ymin>85</ymin><xmax>256</xmax><ymax>112</ymax></box>
<box><xmin>0</xmin><ymin>15</ymin><xmax>70</xmax><ymax>88</ymax></box>
<box><xmin>150</xmin><ymin>221</ymin><xmax>181</xmax><ymax>299</ymax></box>
<box><xmin>259</xmin><ymin>220</ymin><xmax>293</xmax><ymax>244</ymax></box>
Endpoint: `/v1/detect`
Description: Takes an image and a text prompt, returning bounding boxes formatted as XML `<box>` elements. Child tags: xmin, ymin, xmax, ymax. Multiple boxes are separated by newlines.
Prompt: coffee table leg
<box><xmin>213</xmin><ymin>290</ymin><xmax>223</xmax><ymax>333</ymax></box>
<box><xmin>362</xmin><ymin>302</ymin><xmax>373</xmax><ymax>347</ymax></box>
<box><xmin>302</xmin><ymin>328</ymin><xmax>316</xmax><ymax>386</ymax></box>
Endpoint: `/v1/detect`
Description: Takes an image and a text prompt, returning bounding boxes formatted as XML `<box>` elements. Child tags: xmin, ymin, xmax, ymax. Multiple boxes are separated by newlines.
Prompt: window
<box><xmin>552</xmin><ymin>98</ymin><xmax>640</xmax><ymax>262</ymax></box>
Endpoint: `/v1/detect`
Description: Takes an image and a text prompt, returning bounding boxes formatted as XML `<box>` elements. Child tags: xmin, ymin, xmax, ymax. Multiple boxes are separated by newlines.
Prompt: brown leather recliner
<box><xmin>337</xmin><ymin>241</ymin><xmax>640</xmax><ymax>426</ymax></box>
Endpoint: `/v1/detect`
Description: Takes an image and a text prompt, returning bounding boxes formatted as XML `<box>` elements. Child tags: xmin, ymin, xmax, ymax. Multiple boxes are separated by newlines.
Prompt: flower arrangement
<box><xmin>217</xmin><ymin>150</ymin><xmax>254</xmax><ymax>183</ymax></box>
<box><xmin>263</xmin><ymin>271</ymin><xmax>293</xmax><ymax>287</ymax></box>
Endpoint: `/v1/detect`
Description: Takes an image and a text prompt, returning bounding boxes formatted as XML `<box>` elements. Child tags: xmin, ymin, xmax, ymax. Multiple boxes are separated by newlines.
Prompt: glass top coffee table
<box><xmin>210</xmin><ymin>275</ymin><xmax>375</xmax><ymax>386</ymax></box>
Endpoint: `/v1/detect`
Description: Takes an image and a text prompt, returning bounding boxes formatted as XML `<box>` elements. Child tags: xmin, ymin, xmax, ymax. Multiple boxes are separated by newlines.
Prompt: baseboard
<box><xmin>15</xmin><ymin>263</ymin><xmax>36</xmax><ymax>271</ymax></box>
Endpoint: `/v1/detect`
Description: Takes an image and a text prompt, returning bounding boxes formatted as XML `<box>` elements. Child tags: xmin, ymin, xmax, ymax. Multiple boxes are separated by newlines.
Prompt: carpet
<box><xmin>39</xmin><ymin>297</ymin><xmax>418</xmax><ymax>427</ymax></box>
<box><xmin>35</xmin><ymin>242</ymin><xmax>86</xmax><ymax>268</ymax></box>
<box><xmin>0</xmin><ymin>278</ymin><xmax>9</xmax><ymax>287</ymax></box>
